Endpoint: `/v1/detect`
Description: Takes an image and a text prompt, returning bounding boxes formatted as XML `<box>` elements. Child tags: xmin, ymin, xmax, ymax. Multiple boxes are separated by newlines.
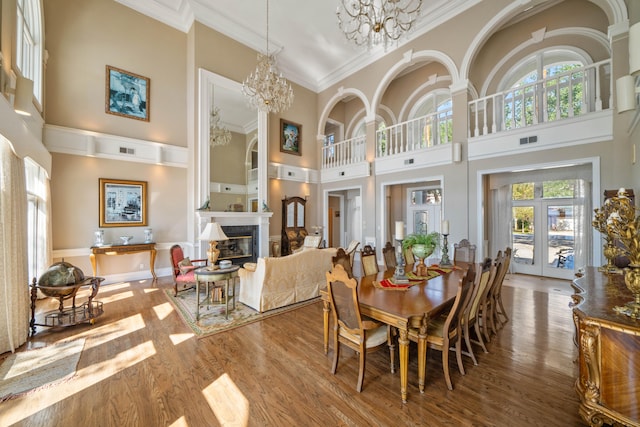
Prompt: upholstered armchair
<box><xmin>169</xmin><ymin>244</ymin><xmax>208</xmax><ymax>296</ymax></box>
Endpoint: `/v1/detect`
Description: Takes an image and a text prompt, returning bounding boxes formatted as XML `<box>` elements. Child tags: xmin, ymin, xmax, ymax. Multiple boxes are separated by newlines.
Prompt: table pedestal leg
<box><xmin>150</xmin><ymin>248</ymin><xmax>157</xmax><ymax>280</ymax></box>
<box><xmin>89</xmin><ymin>253</ymin><xmax>97</xmax><ymax>277</ymax></box>
<box><xmin>398</xmin><ymin>328</ymin><xmax>409</xmax><ymax>403</ymax></box>
<box><xmin>417</xmin><ymin>318</ymin><xmax>428</xmax><ymax>393</ymax></box>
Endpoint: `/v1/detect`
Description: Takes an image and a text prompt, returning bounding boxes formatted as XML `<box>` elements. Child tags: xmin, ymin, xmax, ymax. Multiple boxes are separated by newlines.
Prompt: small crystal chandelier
<box><xmin>209</xmin><ymin>107</ymin><xmax>231</xmax><ymax>147</ymax></box>
<box><xmin>337</xmin><ymin>0</ymin><xmax>422</xmax><ymax>49</ymax></box>
<box><xmin>242</xmin><ymin>0</ymin><xmax>294</xmax><ymax>113</ymax></box>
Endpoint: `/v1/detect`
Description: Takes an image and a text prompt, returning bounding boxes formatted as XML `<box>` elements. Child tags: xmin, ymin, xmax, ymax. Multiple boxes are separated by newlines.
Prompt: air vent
<box><xmin>519</xmin><ymin>136</ymin><xmax>538</xmax><ymax>145</ymax></box>
<box><xmin>340</xmin><ymin>171</ymin><xmax>345</xmax><ymax>176</ymax></box>
<box><xmin>404</xmin><ymin>158</ymin><xmax>415</xmax><ymax>165</ymax></box>
<box><xmin>287</xmin><ymin>171</ymin><xmax>294</xmax><ymax>177</ymax></box>
<box><xmin>119</xmin><ymin>147</ymin><xmax>135</xmax><ymax>154</ymax></box>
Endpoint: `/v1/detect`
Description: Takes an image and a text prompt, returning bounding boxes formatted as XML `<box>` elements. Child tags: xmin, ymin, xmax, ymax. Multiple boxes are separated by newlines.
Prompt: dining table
<box><xmin>320</xmin><ymin>262</ymin><xmax>471</xmax><ymax>403</ymax></box>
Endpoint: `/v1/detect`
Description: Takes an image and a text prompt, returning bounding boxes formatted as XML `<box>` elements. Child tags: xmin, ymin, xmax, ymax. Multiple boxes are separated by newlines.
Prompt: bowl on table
<box><xmin>219</xmin><ymin>260</ymin><xmax>232</xmax><ymax>269</ymax></box>
<box><xmin>119</xmin><ymin>236</ymin><xmax>133</xmax><ymax>245</ymax></box>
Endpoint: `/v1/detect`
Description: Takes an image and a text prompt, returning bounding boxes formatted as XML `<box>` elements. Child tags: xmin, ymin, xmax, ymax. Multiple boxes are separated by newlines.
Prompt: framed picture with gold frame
<box><xmin>99</xmin><ymin>178</ymin><xmax>147</xmax><ymax>227</ymax></box>
<box><xmin>105</xmin><ymin>65</ymin><xmax>150</xmax><ymax>121</ymax></box>
<box><xmin>280</xmin><ymin>119</ymin><xmax>301</xmax><ymax>156</ymax></box>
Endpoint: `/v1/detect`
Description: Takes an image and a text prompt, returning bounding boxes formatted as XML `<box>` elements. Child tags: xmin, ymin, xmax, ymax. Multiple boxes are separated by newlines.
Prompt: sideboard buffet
<box><xmin>571</xmin><ymin>267</ymin><xmax>640</xmax><ymax>426</ymax></box>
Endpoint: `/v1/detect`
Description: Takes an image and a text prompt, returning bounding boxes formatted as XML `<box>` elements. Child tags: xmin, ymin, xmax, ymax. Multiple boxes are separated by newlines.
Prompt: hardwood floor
<box><xmin>2</xmin><ymin>274</ymin><xmax>587</xmax><ymax>426</ymax></box>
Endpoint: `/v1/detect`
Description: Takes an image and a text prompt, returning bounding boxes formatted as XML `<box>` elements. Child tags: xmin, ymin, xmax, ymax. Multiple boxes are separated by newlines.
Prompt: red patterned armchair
<box><xmin>169</xmin><ymin>244</ymin><xmax>208</xmax><ymax>296</ymax></box>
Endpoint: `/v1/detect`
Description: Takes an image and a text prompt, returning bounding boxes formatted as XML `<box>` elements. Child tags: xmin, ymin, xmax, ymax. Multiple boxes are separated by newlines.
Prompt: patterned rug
<box><xmin>164</xmin><ymin>288</ymin><xmax>319</xmax><ymax>338</ymax></box>
<box><xmin>0</xmin><ymin>338</ymin><xmax>85</xmax><ymax>401</ymax></box>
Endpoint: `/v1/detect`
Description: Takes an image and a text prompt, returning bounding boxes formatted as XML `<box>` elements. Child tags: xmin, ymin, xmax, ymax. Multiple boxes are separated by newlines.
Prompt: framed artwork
<box><xmin>99</xmin><ymin>178</ymin><xmax>148</xmax><ymax>227</ymax></box>
<box><xmin>280</xmin><ymin>119</ymin><xmax>301</xmax><ymax>156</ymax></box>
<box><xmin>105</xmin><ymin>65</ymin><xmax>150</xmax><ymax>121</ymax></box>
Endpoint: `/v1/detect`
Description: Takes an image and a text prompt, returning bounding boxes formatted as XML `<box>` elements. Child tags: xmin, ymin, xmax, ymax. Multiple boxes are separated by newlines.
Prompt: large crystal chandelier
<box><xmin>242</xmin><ymin>0</ymin><xmax>294</xmax><ymax>113</ymax></box>
<box><xmin>337</xmin><ymin>0</ymin><xmax>422</xmax><ymax>49</ymax></box>
<box><xmin>209</xmin><ymin>107</ymin><xmax>231</xmax><ymax>147</ymax></box>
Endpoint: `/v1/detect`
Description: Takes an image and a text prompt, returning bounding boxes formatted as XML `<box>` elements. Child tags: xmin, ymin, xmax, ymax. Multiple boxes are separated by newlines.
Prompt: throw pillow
<box><xmin>178</xmin><ymin>257</ymin><xmax>192</xmax><ymax>268</ymax></box>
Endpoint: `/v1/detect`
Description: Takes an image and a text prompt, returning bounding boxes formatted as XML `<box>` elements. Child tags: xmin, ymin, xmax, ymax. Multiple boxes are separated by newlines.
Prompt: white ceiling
<box><xmin>114</xmin><ymin>0</ymin><xmax>480</xmax><ymax>92</ymax></box>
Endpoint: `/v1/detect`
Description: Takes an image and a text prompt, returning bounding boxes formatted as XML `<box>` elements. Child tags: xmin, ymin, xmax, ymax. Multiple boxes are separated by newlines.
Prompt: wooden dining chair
<box><xmin>460</xmin><ymin>258</ymin><xmax>496</xmax><ymax>366</ymax></box>
<box><xmin>490</xmin><ymin>247</ymin><xmax>512</xmax><ymax>329</ymax></box>
<box><xmin>382</xmin><ymin>241</ymin><xmax>397</xmax><ymax>270</ymax></box>
<box><xmin>408</xmin><ymin>271</ymin><xmax>473</xmax><ymax>391</ymax></box>
<box><xmin>344</xmin><ymin>240</ymin><xmax>360</xmax><ymax>267</ymax></box>
<box><xmin>360</xmin><ymin>245</ymin><xmax>379</xmax><ymax>276</ymax></box>
<box><xmin>326</xmin><ymin>264</ymin><xmax>395</xmax><ymax>392</ymax></box>
<box><xmin>481</xmin><ymin>251</ymin><xmax>505</xmax><ymax>342</ymax></box>
<box><xmin>331</xmin><ymin>247</ymin><xmax>353</xmax><ymax>278</ymax></box>
<box><xmin>454</xmin><ymin>239</ymin><xmax>477</xmax><ymax>264</ymax></box>
<box><xmin>169</xmin><ymin>244</ymin><xmax>208</xmax><ymax>296</ymax></box>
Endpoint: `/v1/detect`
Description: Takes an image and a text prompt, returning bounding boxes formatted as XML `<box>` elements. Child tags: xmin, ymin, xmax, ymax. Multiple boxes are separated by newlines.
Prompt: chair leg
<box><xmin>463</xmin><ymin>322</ymin><xmax>478</xmax><ymax>365</ymax></box>
<box><xmin>173</xmin><ymin>283</ymin><xmax>178</xmax><ymax>297</ymax></box>
<box><xmin>356</xmin><ymin>347</ymin><xmax>366</xmax><ymax>392</ymax></box>
<box><xmin>442</xmin><ymin>343</ymin><xmax>453</xmax><ymax>391</ymax></box>
<box><xmin>331</xmin><ymin>332</ymin><xmax>340</xmax><ymax>375</ymax></box>
<box><xmin>497</xmin><ymin>296</ymin><xmax>509</xmax><ymax>324</ymax></box>
<box><xmin>455</xmin><ymin>334</ymin><xmax>466</xmax><ymax>376</ymax></box>
<box><xmin>474</xmin><ymin>321</ymin><xmax>489</xmax><ymax>353</ymax></box>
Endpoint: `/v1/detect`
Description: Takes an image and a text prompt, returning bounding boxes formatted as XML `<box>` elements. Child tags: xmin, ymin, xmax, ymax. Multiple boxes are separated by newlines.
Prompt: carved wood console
<box><xmin>571</xmin><ymin>268</ymin><xmax>640</xmax><ymax>426</ymax></box>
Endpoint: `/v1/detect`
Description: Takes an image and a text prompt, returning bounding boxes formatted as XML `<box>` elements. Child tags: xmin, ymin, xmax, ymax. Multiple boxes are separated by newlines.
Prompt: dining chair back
<box><xmin>382</xmin><ymin>241</ymin><xmax>397</xmax><ymax>270</ymax></box>
<box><xmin>332</xmin><ymin>247</ymin><xmax>354</xmax><ymax>278</ymax></box>
<box><xmin>491</xmin><ymin>247</ymin><xmax>512</xmax><ymax>327</ymax></box>
<box><xmin>454</xmin><ymin>239</ymin><xmax>477</xmax><ymax>264</ymax></box>
<box><xmin>344</xmin><ymin>240</ymin><xmax>360</xmax><ymax>267</ymax></box>
<box><xmin>360</xmin><ymin>245</ymin><xmax>379</xmax><ymax>276</ymax></box>
<box><xmin>326</xmin><ymin>264</ymin><xmax>394</xmax><ymax>392</ymax></box>
<box><xmin>460</xmin><ymin>258</ymin><xmax>496</xmax><ymax>365</ymax></box>
<box><xmin>408</xmin><ymin>271</ymin><xmax>473</xmax><ymax>391</ymax></box>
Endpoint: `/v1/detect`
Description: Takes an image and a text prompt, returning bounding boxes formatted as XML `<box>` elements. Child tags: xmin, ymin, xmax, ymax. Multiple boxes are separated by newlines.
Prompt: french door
<box><xmin>511</xmin><ymin>199</ymin><xmax>575</xmax><ymax>280</ymax></box>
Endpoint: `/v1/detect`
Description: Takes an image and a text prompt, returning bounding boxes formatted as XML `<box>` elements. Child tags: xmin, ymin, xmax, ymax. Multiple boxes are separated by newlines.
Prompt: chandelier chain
<box><xmin>242</xmin><ymin>0</ymin><xmax>294</xmax><ymax>113</ymax></box>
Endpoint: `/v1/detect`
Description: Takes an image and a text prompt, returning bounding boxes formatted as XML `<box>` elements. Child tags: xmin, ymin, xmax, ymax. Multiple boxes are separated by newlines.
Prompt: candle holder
<box><xmin>394</xmin><ymin>238</ymin><xmax>408</xmax><ymax>281</ymax></box>
<box><xmin>439</xmin><ymin>234</ymin><xmax>452</xmax><ymax>267</ymax></box>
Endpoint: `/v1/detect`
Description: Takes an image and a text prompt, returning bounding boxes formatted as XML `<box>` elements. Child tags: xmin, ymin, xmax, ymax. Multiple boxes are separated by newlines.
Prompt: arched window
<box><xmin>499</xmin><ymin>50</ymin><xmax>588</xmax><ymax>130</ymax></box>
<box><xmin>409</xmin><ymin>91</ymin><xmax>453</xmax><ymax>146</ymax></box>
<box><xmin>16</xmin><ymin>0</ymin><xmax>43</xmax><ymax>106</ymax></box>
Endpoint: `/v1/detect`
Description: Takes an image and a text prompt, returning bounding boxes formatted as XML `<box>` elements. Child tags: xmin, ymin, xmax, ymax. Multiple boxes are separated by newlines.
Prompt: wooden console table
<box><xmin>571</xmin><ymin>267</ymin><xmax>640</xmax><ymax>426</ymax></box>
<box><xmin>90</xmin><ymin>242</ymin><xmax>157</xmax><ymax>280</ymax></box>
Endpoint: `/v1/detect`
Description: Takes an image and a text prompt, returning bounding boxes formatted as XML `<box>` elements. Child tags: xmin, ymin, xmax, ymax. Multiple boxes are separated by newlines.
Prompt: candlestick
<box><xmin>440</xmin><ymin>233</ymin><xmax>452</xmax><ymax>267</ymax></box>
<box><xmin>395</xmin><ymin>221</ymin><xmax>404</xmax><ymax>240</ymax></box>
<box><xmin>394</xmin><ymin>237</ymin><xmax>408</xmax><ymax>281</ymax></box>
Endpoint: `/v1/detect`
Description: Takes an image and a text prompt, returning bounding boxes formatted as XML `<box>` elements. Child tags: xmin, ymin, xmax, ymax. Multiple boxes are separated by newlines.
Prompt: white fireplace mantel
<box><xmin>195</xmin><ymin>211</ymin><xmax>272</xmax><ymax>260</ymax></box>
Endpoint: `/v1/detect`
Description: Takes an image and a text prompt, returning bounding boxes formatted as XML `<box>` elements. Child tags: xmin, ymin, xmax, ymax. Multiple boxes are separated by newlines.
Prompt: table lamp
<box><xmin>198</xmin><ymin>222</ymin><xmax>228</xmax><ymax>265</ymax></box>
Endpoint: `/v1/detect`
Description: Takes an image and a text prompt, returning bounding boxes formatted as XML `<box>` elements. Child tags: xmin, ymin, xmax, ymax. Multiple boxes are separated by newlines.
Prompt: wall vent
<box><xmin>519</xmin><ymin>136</ymin><xmax>538</xmax><ymax>145</ymax></box>
<box><xmin>119</xmin><ymin>147</ymin><xmax>135</xmax><ymax>154</ymax></box>
<box><xmin>339</xmin><ymin>171</ymin><xmax>345</xmax><ymax>176</ymax></box>
<box><xmin>404</xmin><ymin>158</ymin><xmax>415</xmax><ymax>165</ymax></box>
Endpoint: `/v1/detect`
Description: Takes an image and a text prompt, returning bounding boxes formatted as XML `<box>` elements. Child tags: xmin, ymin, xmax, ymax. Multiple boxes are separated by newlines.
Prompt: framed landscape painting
<box><xmin>280</xmin><ymin>119</ymin><xmax>301</xmax><ymax>156</ymax></box>
<box><xmin>99</xmin><ymin>178</ymin><xmax>148</xmax><ymax>227</ymax></box>
<box><xmin>105</xmin><ymin>65</ymin><xmax>150</xmax><ymax>121</ymax></box>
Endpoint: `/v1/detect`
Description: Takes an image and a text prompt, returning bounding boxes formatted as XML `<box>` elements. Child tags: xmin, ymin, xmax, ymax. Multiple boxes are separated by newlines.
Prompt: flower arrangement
<box><xmin>401</xmin><ymin>231</ymin><xmax>440</xmax><ymax>251</ymax></box>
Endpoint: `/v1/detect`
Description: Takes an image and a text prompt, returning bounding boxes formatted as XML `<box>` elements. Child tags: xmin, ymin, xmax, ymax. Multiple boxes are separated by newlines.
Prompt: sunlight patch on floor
<box><xmin>143</xmin><ymin>287</ymin><xmax>160</xmax><ymax>293</ymax></box>
<box><xmin>99</xmin><ymin>290</ymin><xmax>134</xmax><ymax>303</ymax></box>
<box><xmin>169</xmin><ymin>416</ymin><xmax>189</xmax><ymax>427</ymax></box>
<box><xmin>78</xmin><ymin>313</ymin><xmax>147</xmax><ymax>350</ymax></box>
<box><xmin>2</xmin><ymin>340</ymin><xmax>156</xmax><ymax>425</ymax></box>
<box><xmin>169</xmin><ymin>333</ymin><xmax>194</xmax><ymax>345</ymax></box>
<box><xmin>153</xmin><ymin>302</ymin><xmax>174</xmax><ymax>320</ymax></box>
<box><xmin>202</xmin><ymin>373</ymin><xmax>249</xmax><ymax>427</ymax></box>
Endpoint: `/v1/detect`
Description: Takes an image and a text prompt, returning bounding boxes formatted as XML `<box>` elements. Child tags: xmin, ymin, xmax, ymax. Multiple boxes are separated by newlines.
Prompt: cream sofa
<box><xmin>238</xmin><ymin>247</ymin><xmax>337</xmax><ymax>312</ymax></box>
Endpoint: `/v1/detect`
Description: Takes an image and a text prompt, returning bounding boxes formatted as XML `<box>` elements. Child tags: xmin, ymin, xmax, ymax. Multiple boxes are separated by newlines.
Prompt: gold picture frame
<box><xmin>99</xmin><ymin>178</ymin><xmax>148</xmax><ymax>227</ymax></box>
<box><xmin>105</xmin><ymin>65</ymin><xmax>150</xmax><ymax>121</ymax></box>
<box><xmin>280</xmin><ymin>119</ymin><xmax>301</xmax><ymax>156</ymax></box>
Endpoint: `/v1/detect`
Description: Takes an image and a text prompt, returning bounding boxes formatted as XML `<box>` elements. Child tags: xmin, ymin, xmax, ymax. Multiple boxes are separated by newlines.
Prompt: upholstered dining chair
<box><xmin>169</xmin><ymin>244</ymin><xmax>208</xmax><ymax>296</ymax></box>
<box><xmin>360</xmin><ymin>245</ymin><xmax>379</xmax><ymax>276</ymax></box>
<box><xmin>326</xmin><ymin>264</ymin><xmax>395</xmax><ymax>392</ymax></box>
<box><xmin>407</xmin><ymin>271</ymin><xmax>473</xmax><ymax>391</ymax></box>
<box><xmin>382</xmin><ymin>241</ymin><xmax>397</xmax><ymax>270</ymax></box>
<box><xmin>332</xmin><ymin>247</ymin><xmax>354</xmax><ymax>278</ymax></box>
<box><xmin>454</xmin><ymin>239</ymin><xmax>477</xmax><ymax>264</ymax></box>
<box><xmin>460</xmin><ymin>258</ymin><xmax>496</xmax><ymax>366</ymax></box>
<box><xmin>489</xmin><ymin>247</ymin><xmax>512</xmax><ymax>330</ymax></box>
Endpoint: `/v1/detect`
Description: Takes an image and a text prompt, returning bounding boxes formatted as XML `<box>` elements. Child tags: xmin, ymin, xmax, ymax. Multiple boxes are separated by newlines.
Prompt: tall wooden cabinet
<box><xmin>571</xmin><ymin>268</ymin><xmax>640</xmax><ymax>426</ymax></box>
<box><xmin>280</xmin><ymin>196</ymin><xmax>307</xmax><ymax>256</ymax></box>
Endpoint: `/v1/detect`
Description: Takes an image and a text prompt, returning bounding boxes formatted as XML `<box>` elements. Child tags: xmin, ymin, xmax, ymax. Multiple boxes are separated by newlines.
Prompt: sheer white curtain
<box><xmin>573</xmin><ymin>179</ymin><xmax>591</xmax><ymax>271</ymax></box>
<box><xmin>0</xmin><ymin>137</ymin><xmax>30</xmax><ymax>354</ymax></box>
<box><xmin>490</xmin><ymin>184</ymin><xmax>512</xmax><ymax>258</ymax></box>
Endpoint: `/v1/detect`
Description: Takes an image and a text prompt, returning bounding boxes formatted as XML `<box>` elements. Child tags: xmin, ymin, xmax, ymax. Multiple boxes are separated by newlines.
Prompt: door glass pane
<box><xmin>512</xmin><ymin>206</ymin><xmax>534</xmax><ymax>265</ymax></box>
<box><xmin>548</xmin><ymin>205</ymin><xmax>574</xmax><ymax>269</ymax></box>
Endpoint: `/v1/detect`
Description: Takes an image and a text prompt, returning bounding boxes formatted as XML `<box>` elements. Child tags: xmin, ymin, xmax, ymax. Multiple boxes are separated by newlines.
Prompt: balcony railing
<box><xmin>468</xmin><ymin>59</ymin><xmax>611</xmax><ymax>138</ymax></box>
<box><xmin>376</xmin><ymin>109</ymin><xmax>453</xmax><ymax>158</ymax></box>
<box><xmin>322</xmin><ymin>135</ymin><xmax>366</xmax><ymax>169</ymax></box>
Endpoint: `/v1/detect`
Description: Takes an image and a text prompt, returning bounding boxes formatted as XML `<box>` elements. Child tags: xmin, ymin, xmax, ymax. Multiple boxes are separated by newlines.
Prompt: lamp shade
<box><xmin>14</xmin><ymin>76</ymin><xmax>33</xmax><ymax>116</ymax></box>
<box><xmin>198</xmin><ymin>222</ymin><xmax>228</xmax><ymax>241</ymax></box>
<box><xmin>616</xmin><ymin>75</ymin><xmax>637</xmax><ymax>113</ymax></box>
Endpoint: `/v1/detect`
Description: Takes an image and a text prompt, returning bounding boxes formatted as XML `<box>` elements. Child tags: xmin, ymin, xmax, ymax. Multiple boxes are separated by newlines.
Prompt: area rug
<box><xmin>0</xmin><ymin>338</ymin><xmax>85</xmax><ymax>402</ymax></box>
<box><xmin>164</xmin><ymin>288</ymin><xmax>319</xmax><ymax>338</ymax></box>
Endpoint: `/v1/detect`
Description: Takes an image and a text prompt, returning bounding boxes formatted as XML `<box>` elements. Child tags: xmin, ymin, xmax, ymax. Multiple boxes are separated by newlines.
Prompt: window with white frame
<box><xmin>410</xmin><ymin>92</ymin><xmax>453</xmax><ymax>146</ymax></box>
<box><xmin>16</xmin><ymin>0</ymin><xmax>43</xmax><ymax>105</ymax></box>
<box><xmin>25</xmin><ymin>157</ymin><xmax>49</xmax><ymax>281</ymax></box>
